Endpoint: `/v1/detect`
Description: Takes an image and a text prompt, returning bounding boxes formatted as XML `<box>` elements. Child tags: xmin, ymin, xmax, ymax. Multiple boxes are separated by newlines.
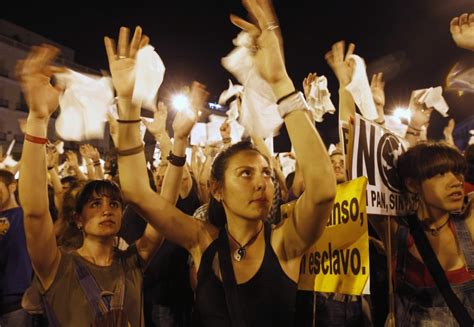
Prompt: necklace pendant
<box><xmin>234</xmin><ymin>248</ymin><xmax>245</xmax><ymax>261</ymax></box>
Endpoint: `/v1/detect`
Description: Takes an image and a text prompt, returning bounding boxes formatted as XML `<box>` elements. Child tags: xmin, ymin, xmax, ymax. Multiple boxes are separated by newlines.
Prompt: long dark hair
<box><xmin>397</xmin><ymin>141</ymin><xmax>466</xmax><ymax>192</ymax></box>
<box><xmin>208</xmin><ymin>141</ymin><xmax>269</xmax><ymax>228</ymax></box>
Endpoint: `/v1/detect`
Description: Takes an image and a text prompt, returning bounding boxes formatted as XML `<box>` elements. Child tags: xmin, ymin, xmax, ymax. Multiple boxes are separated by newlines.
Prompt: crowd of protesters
<box><xmin>0</xmin><ymin>1</ymin><xmax>473</xmax><ymax>326</ymax></box>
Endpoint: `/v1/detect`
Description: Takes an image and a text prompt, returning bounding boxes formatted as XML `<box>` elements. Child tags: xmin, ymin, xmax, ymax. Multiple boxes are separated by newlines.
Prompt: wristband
<box><xmin>408</xmin><ymin>124</ymin><xmax>422</xmax><ymax>132</ymax></box>
<box><xmin>116</xmin><ymin>145</ymin><xmax>144</xmax><ymax>157</ymax></box>
<box><xmin>116</xmin><ymin>119</ymin><xmax>142</xmax><ymax>124</ymax></box>
<box><xmin>222</xmin><ymin>137</ymin><xmax>232</xmax><ymax>143</ymax></box>
<box><xmin>166</xmin><ymin>151</ymin><xmax>186</xmax><ymax>167</ymax></box>
<box><xmin>25</xmin><ymin>133</ymin><xmax>48</xmax><ymax>145</ymax></box>
<box><xmin>276</xmin><ymin>90</ymin><xmax>299</xmax><ymax>105</ymax></box>
<box><xmin>406</xmin><ymin>130</ymin><xmax>420</xmax><ymax>137</ymax></box>
<box><xmin>277</xmin><ymin>91</ymin><xmax>310</xmax><ymax>119</ymax></box>
<box><xmin>93</xmin><ymin>160</ymin><xmax>101</xmax><ymax>166</ymax></box>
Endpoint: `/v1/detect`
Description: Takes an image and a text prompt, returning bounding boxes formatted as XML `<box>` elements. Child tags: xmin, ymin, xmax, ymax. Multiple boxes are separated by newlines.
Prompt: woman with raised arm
<box><xmin>17</xmin><ymin>44</ymin><xmax>164</xmax><ymax>326</ymax></box>
<box><xmin>109</xmin><ymin>1</ymin><xmax>336</xmax><ymax>326</ymax></box>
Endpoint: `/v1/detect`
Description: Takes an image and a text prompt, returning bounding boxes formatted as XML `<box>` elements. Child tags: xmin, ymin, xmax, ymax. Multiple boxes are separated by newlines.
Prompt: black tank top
<box><xmin>195</xmin><ymin>223</ymin><xmax>297</xmax><ymax>327</ymax></box>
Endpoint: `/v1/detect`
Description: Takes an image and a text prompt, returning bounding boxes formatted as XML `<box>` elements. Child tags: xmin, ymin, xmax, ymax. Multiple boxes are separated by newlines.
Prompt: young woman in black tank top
<box><xmin>113</xmin><ymin>1</ymin><xmax>337</xmax><ymax>326</ymax></box>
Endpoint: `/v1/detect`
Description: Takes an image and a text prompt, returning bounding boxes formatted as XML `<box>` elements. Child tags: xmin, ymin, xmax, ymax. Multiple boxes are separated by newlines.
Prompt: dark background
<box><xmin>3</xmin><ymin>0</ymin><xmax>474</xmax><ymax>151</ymax></box>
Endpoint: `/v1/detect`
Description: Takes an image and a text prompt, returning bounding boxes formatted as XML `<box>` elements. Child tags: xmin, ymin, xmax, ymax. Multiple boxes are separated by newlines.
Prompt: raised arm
<box><xmin>371</xmin><ymin>72</ymin><xmax>386</xmax><ymax>125</ymax></box>
<box><xmin>325</xmin><ymin>41</ymin><xmax>356</xmax><ymax>123</ymax></box>
<box><xmin>17</xmin><ymin>45</ymin><xmax>62</xmax><ymax>288</ymax></box>
<box><xmin>105</xmin><ymin>26</ymin><xmax>205</xmax><ymax>253</ymax></box>
<box><xmin>232</xmin><ymin>0</ymin><xmax>336</xmax><ymax>257</ymax></box>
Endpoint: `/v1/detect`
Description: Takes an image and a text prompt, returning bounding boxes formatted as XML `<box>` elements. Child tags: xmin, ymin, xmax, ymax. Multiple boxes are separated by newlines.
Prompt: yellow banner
<box><xmin>296</xmin><ymin>176</ymin><xmax>369</xmax><ymax>295</ymax></box>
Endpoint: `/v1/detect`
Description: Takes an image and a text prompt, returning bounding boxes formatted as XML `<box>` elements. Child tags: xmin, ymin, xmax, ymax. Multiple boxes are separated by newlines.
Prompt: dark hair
<box><xmin>57</xmin><ymin>180</ymin><xmax>86</xmax><ymax>250</ymax></box>
<box><xmin>285</xmin><ymin>171</ymin><xmax>295</xmax><ymax>190</ymax></box>
<box><xmin>60</xmin><ymin>175</ymin><xmax>78</xmax><ymax>185</ymax></box>
<box><xmin>208</xmin><ymin>141</ymin><xmax>269</xmax><ymax>228</ymax></box>
<box><xmin>0</xmin><ymin>169</ymin><xmax>15</xmax><ymax>186</ymax></box>
<box><xmin>464</xmin><ymin>144</ymin><xmax>474</xmax><ymax>184</ymax></box>
<box><xmin>74</xmin><ymin>180</ymin><xmax>123</xmax><ymax>214</ymax></box>
<box><xmin>397</xmin><ymin>142</ymin><xmax>467</xmax><ymax>192</ymax></box>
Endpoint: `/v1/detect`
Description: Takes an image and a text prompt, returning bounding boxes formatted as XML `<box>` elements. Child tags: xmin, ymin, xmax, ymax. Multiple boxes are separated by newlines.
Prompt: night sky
<box><xmin>3</xmin><ymin>1</ymin><xmax>474</xmax><ymax>151</ymax></box>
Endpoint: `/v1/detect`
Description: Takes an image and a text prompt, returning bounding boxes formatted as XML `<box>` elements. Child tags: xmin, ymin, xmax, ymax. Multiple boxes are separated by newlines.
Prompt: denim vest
<box><xmin>395</xmin><ymin>216</ymin><xmax>474</xmax><ymax>326</ymax></box>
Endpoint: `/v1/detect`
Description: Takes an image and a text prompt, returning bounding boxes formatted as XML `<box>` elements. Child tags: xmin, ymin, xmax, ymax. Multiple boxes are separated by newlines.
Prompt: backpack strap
<box><xmin>72</xmin><ymin>256</ymin><xmax>111</xmax><ymax>316</ymax></box>
<box><xmin>406</xmin><ymin>214</ymin><xmax>473</xmax><ymax>326</ymax></box>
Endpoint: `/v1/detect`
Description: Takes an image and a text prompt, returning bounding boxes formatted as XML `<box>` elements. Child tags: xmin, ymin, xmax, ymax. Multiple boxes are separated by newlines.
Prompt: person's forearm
<box><xmin>85</xmin><ymin>161</ymin><xmax>97</xmax><ymax>180</ymax></box>
<box><xmin>49</xmin><ymin>167</ymin><xmax>63</xmax><ymax>195</ymax></box>
<box><xmin>117</xmin><ymin>98</ymin><xmax>153</xmax><ymax>203</ymax></box>
<box><xmin>71</xmin><ymin>165</ymin><xmax>87</xmax><ymax>181</ymax></box>
<box><xmin>339</xmin><ymin>87</ymin><xmax>356</xmax><ymax>123</ymax></box>
<box><xmin>161</xmin><ymin>137</ymin><xmax>187</xmax><ymax>204</ymax></box>
<box><xmin>94</xmin><ymin>163</ymin><xmax>104</xmax><ymax>180</ymax></box>
<box><xmin>20</xmin><ymin>117</ymin><xmax>50</xmax><ymax>217</ymax></box>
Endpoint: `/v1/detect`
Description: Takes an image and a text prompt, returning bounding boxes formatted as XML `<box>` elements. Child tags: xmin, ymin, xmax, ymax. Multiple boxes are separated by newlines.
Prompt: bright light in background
<box><xmin>172</xmin><ymin>94</ymin><xmax>190</xmax><ymax>111</ymax></box>
<box><xmin>393</xmin><ymin>107</ymin><xmax>411</xmax><ymax>123</ymax></box>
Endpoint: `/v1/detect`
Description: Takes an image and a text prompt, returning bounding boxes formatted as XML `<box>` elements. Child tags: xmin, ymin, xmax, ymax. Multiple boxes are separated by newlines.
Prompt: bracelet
<box><xmin>276</xmin><ymin>90</ymin><xmax>299</xmax><ymax>105</ymax></box>
<box><xmin>374</xmin><ymin>119</ymin><xmax>385</xmax><ymax>125</ymax></box>
<box><xmin>222</xmin><ymin>137</ymin><xmax>232</xmax><ymax>143</ymax></box>
<box><xmin>116</xmin><ymin>119</ymin><xmax>142</xmax><ymax>124</ymax></box>
<box><xmin>116</xmin><ymin>144</ymin><xmax>144</xmax><ymax>157</ymax></box>
<box><xmin>25</xmin><ymin>133</ymin><xmax>48</xmax><ymax>145</ymax></box>
<box><xmin>93</xmin><ymin>160</ymin><xmax>101</xmax><ymax>166</ymax></box>
<box><xmin>166</xmin><ymin>151</ymin><xmax>186</xmax><ymax>167</ymax></box>
<box><xmin>406</xmin><ymin>130</ymin><xmax>420</xmax><ymax>137</ymax></box>
<box><xmin>47</xmin><ymin>166</ymin><xmax>54</xmax><ymax>170</ymax></box>
<box><xmin>277</xmin><ymin>91</ymin><xmax>310</xmax><ymax>119</ymax></box>
<box><xmin>408</xmin><ymin>124</ymin><xmax>422</xmax><ymax>132</ymax></box>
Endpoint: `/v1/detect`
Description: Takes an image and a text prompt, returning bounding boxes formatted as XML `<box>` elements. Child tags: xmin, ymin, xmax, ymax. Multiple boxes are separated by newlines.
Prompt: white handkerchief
<box><xmin>229</xmin><ymin>121</ymin><xmax>245</xmax><ymax>143</ymax></box>
<box><xmin>190</xmin><ymin>123</ymin><xmax>207</xmax><ymax>146</ymax></box>
<box><xmin>469</xmin><ymin>130</ymin><xmax>474</xmax><ymax>146</ymax></box>
<box><xmin>328</xmin><ymin>143</ymin><xmax>337</xmax><ymax>156</ymax></box>
<box><xmin>307</xmin><ymin>76</ymin><xmax>336</xmax><ymax>122</ymax></box>
<box><xmin>5</xmin><ymin>140</ymin><xmax>15</xmax><ymax>157</ymax></box>
<box><xmin>227</xmin><ymin>100</ymin><xmax>240</xmax><ymax>122</ymax></box>
<box><xmin>278</xmin><ymin>153</ymin><xmax>296</xmax><ymax>178</ymax></box>
<box><xmin>222</xmin><ymin>32</ymin><xmax>282</xmax><ymax>139</ymax></box>
<box><xmin>384</xmin><ymin>115</ymin><xmax>408</xmax><ymax>138</ymax></box>
<box><xmin>2</xmin><ymin>155</ymin><xmax>17</xmax><ymax>168</ymax></box>
<box><xmin>239</xmin><ymin>72</ymin><xmax>282</xmax><ymax>139</ymax></box>
<box><xmin>55</xmin><ymin>141</ymin><xmax>64</xmax><ymax>154</ymax></box>
<box><xmin>412</xmin><ymin>86</ymin><xmax>449</xmax><ymax>117</ymax></box>
<box><xmin>55</xmin><ymin>69</ymin><xmax>114</xmax><ymax>141</ymax></box>
<box><xmin>221</xmin><ymin>33</ymin><xmax>254</xmax><ymax>84</ymax></box>
<box><xmin>133</xmin><ymin>45</ymin><xmax>166</xmax><ymax>110</ymax></box>
<box><xmin>218</xmin><ymin>80</ymin><xmax>243</xmax><ymax>106</ymax></box>
<box><xmin>345</xmin><ymin>55</ymin><xmax>378</xmax><ymax>120</ymax></box>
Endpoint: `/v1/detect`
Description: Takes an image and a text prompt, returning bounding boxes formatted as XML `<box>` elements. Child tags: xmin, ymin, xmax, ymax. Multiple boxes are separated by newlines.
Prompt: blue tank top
<box><xmin>195</xmin><ymin>223</ymin><xmax>297</xmax><ymax>327</ymax></box>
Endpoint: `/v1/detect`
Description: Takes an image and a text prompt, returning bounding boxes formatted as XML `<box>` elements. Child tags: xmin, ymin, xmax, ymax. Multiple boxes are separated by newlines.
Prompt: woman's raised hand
<box><xmin>450</xmin><ymin>13</ymin><xmax>474</xmax><ymax>51</ymax></box>
<box><xmin>15</xmin><ymin>45</ymin><xmax>64</xmax><ymax>120</ymax></box>
<box><xmin>230</xmin><ymin>0</ymin><xmax>294</xmax><ymax>98</ymax></box>
<box><xmin>104</xmin><ymin>26</ymin><xmax>149</xmax><ymax>100</ymax></box>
